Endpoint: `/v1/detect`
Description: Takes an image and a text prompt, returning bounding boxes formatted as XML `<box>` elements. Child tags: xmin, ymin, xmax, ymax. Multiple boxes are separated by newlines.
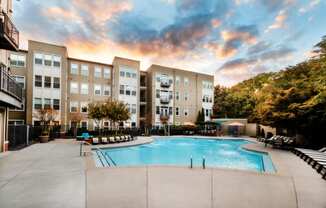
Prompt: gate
<box><xmin>8</xmin><ymin>125</ymin><xmax>30</xmax><ymax>150</ymax></box>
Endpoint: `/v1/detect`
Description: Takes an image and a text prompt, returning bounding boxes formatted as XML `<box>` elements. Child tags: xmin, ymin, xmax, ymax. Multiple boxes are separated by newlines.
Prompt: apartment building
<box><xmin>147</xmin><ymin>65</ymin><xmax>214</xmax><ymax>127</ymax></box>
<box><xmin>0</xmin><ymin>0</ymin><xmax>22</xmax><ymax>151</ymax></box>
<box><xmin>8</xmin><ymin>40</ymin><xmax>214</xmax><ymax>129</ymax></box>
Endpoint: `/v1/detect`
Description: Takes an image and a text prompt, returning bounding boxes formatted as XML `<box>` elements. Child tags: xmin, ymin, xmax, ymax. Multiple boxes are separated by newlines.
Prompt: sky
<box><xmin>13</xmin><ymin>0</ymin><xmax>326</xmax><ymax>86</ymax></box>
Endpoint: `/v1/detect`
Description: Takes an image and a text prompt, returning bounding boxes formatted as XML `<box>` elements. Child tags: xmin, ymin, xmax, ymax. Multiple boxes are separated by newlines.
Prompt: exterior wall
<box><xmin>26</xmin><ymin>40</ymin><xmax>68</xmax><ymax>125</ymax></box>
<box><xmin>67</xmin><ymin>58</ymin><xmax>112</xmax><ymax>129</ymax></box>
<box><xmin>8</xmin><ymin>50</ymin><xmax>28</xmax><ymax>124</ymax></box>
<box><xmin>112</xmin><ymin>57</ymin><xmax>140</xmax><ymax>127</ymax></box>
<box><xmin>147</xmin><ymin>65</ymin><xmax>214</xmax><ymax>127</ymax></box>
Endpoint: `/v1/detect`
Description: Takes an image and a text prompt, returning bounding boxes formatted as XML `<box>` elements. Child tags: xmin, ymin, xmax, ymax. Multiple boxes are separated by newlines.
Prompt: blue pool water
<box><xmin>95</xmin><ymin>137</ymin><xmax>276</xmax><ymax>173</ymax></box>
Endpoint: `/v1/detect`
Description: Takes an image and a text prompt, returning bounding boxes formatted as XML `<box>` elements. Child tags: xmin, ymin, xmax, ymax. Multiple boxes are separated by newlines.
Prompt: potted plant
<box><xmin>34</xmin><ymin>108</ymin><xmax>58</xmax><ymax>143</ymax></box>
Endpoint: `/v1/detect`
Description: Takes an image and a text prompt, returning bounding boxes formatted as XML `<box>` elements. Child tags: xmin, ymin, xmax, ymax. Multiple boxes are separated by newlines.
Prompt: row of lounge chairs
<box><xmin>293</xmin><ymin>147</ymin><xmax>326</xmax><ymax>180</ymax></box>
<box><xmin>260</xmin><ymin>135</ymin><xmax>295</xmax><ymax>148</ymax></box>
<box><xmin>91</xmin><ymin>135</ymin><xmax>135</xmax><ymax>145</ymax></box>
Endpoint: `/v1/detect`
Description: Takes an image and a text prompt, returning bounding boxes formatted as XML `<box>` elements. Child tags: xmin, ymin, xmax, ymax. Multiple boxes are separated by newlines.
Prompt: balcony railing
<box><xmin>160</xmin><ymin>96</ymin><xmax>170</xmax><ymax>104</ymax></box>
<box><xmin>0</xmin><ymin>67</ymin><xmax>23</xmax><ymax>101</ymax></box>
<box><xmin>0</xmin><ymin>11</ymin><xmax>19</xmax><ymax>51</ymax></box>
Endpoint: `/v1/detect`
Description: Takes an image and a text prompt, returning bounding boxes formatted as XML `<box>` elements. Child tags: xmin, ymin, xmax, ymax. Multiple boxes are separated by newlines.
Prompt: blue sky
<box><xmin>13</xmin><ymin>0</ymin><xmax>326</xmax><ymax>86</ymax></box>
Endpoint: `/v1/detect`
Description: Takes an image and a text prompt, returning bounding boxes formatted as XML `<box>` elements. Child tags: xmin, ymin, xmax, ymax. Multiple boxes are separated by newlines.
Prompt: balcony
<box><xmin>0</xmin><ymin>12</ymin><xmax>19</xmax><ymax>51</ymax></box>
<box><xmin>0</xmin><ymin>66</ymin><xmax>23</xmax><ymax>108</ymax></box>
<box><xmin>160</xmin><ymin>96</ymin><xmax>170</xmax><ymax>104</ymax></box>
<box><xmin>160</xmin><ymin>78</ymin><xmax>172</xmax><ymax>88</ymax></box>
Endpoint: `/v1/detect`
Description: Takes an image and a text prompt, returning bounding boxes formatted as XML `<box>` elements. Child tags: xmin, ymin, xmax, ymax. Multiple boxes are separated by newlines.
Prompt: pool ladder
<box><xmin>80</xmin><ymin>141</ymin><xmax>116</xmax><ymax>167</ymax></box>
<box><xmin>190</xmin><ymin>156</ymin><xmax>206</xmax><ymax>169</ymax></box>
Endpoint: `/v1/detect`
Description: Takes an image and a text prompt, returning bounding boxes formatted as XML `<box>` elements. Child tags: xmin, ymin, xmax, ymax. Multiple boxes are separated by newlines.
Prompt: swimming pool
<box><xmin>94</xmin><ymin>137</ymin><xmax>276</xmax><ymax>173</ymax></box>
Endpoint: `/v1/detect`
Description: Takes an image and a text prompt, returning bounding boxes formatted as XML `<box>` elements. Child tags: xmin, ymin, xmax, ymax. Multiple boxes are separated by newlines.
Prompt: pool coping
<box><xmin>89</xmin><ymin>135</ymin><xmax>276</xmax><ymax>174</ymax></box>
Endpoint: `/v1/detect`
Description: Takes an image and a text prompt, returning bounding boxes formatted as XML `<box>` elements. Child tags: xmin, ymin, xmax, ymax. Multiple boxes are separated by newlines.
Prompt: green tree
<box><xmin>88</xmin><ymin>102</ymin><xmax>105</xmax><ymax>129</ymax></box>
<box><xmin>103</xmin><ymin>100</ymin><xmax>130</xmax><ymax>130</ymax></box>
<box><xmin>195</xmin><ymin>109</ymin><xmax>205</xmax><ymax>125</ymax></box>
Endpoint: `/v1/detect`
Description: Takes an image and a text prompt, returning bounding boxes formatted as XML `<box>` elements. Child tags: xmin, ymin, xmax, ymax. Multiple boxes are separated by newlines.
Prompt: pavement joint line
<box><xmin>291</xmin><ymin>176</ymin><xmax>299</xmax><ymax>208</ymax></box>
<box><xmin>211</xmin><ymin>168</ymin><xmax>214</xmax><ymax>208</ymax></box>
<box><xmin>146</xmin><ymin>166</ymin><xmax>149</xmax><ymax>208</ymax></box>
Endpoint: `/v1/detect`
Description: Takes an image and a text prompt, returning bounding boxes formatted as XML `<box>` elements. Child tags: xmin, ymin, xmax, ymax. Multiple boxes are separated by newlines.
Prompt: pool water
<box><xmin>95</xmin><ymin>137</ymin><xmax>276</xmax><ymax>173</ymax></box>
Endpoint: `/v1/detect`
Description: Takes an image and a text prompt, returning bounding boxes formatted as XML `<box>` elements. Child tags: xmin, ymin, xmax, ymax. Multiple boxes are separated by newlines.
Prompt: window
<box><xmin>34</xmin><ymin>53</ymin><xmax>43</xmax><ymax>65</ymax></box>
<box><xmin>44</xmin><ymin>98</ymin><xmax>51</xmax><ymax>109</ymax></box>
<box><xmin>175</xmin><ymin>76</ymin><xmax>180</xmax><ymax>85</ymax></box>
<box><xmin>120</xmin><ymin>70</ymin><xmax>125</xmax><ymax>77</ymax></box>
<box><xmin>35</xmin><ymin>75</ymin><xmax>42</xmax><ymax>87</ymax></box>
<box><xmin>70</xmin><ymin>82</ymin><xmax>78</xmax><ymax>94</ymax></box>
<box><xmin>94</xmin><ymin>84</ymin><xmax>101</xmax><ymax>95</ymax></box>
<box><xmin>81</xmin><ymin>65</ymin><xmax>89</xmax><ymax>76</ymax></box>
<box><xmin>175</xmin><ymin>91</ymin><xmax>179</xmax><ymax>100</ymax></box>
<box><xmin>53</xmin><ymin>77</ymin><xmax>60</xmax><ymax>89</ymax></box>
<box><xmin>81</xmin><ymin>121</ymin><xmax>88</xmax><ymax>129</ymax></box>
<box><xmin>156</xmin><ymin>106</ymin><xmax>160</xmax><ymax>114</ymax></box>
<box><xmin>169</xmin><ymin>91</ymin><xmax>173</xmax><ymax>99</ymax></box>
<box><xmin>169</xmin><ymin>107</ymin><xmax>173</xmax><ymax>115</ymax></box>
<box><xmin>132</xmin><ymin>88</ymin><xmax>136</xmax><ymax>96</ymax></box>
<box><xmin>44</xmin><ymin>76</ymin><xmax>51</xmax><ymax>88</ymax></box>
<box><xmin>119</xmin><ymin>85</ymin><xmax>124</xmax><ymax>95</ymax></box>
<box><xmin>103</xmin><ymin>121</ymin><xmax>109</xmax><ymax>128</ymax></box>
<box><xmin>53</xmin><ymin>99</ymin><xmax>60</xmax><ymax>110</ymax></box>
<box><xmin>10</xmin><ymin>54</ymin><xmax>26</xmax><ymax>67</ymax></box>
<box><xmin>104</xmin><ymin>68</ymin><xmax>111</xmax><ymax>78</ymax></box>
<box><xmin>13</xmin><ymin>76</ymin><xmax>25</xmax><ymax>89</ymax></box>
<box><xmin>94</xmin><ymin>67</ymin><xmax>102</xmax><ymax>78</ymax></box>
<box><xmin>184</xmin><ymin>109</ymin><xmax>189</xmax><ymax>116</ymax></box>
<box><xmin>103</xmin><ymin>85</ymin><xmax>110</xmax><ymax>96</ymax></box>
<box><xmin>71</xmin><ymin>63</ymin><xmax>78</xmax><ymax>74</ymax></box>
<box><xmin>80</xmin><ymin>83</ymin><xmax>88</xmax><ymax>95</ymax></box>
<box><xmin>126</xmin><ymin>72</ymin><xmax>131</xmax><ymax>78</ymax></box>
<box><xmin>44</xmin><ymin>55</ymin><xmax>52</xmax><ymax>66</ymax></box>
<box><xmin>206</xmin><ymin>109</ymin><xmax>209</xmax><ymax>117</ymax></box>
<box><xmin>175</xmin><ymin>107</ymin><xmax>180</xmax><ymax>116</ymax></box>
<box><xmin>8</xmin><ymin>120</ymin><xmax>24</xmax><ymax>125</ymax></box>
<box><xmin>184</xmin><ymin>92</ymin><xmax>188</xmax><ymax>101</ymax></box>
<box><xmin>70</xmin><ymin>101</ymin><xmax>78</xmax><ymax>112</ymax></box>
<box><xmin>80</xmin><ymin>102</ymin><xmax>88</xmax><ymax>113</ymax></box>
<box><xmin>156</xmin><ymin>90</ymin><xmax>160</xmax><ymax>98</ymax></box>
<box><xmin>34</xmin><ymin>98</ymin><xmax>42</xmax><ymax>109</ymax></box>
<box><xmin>126</xmin><ymin>87</ymin><xmax>131</xmax><ymax>96</ymax></box>
<box><xmin>132</xmin><ymin>73</ymin><xmax>137</xmax><ymax>78</ymax></box>
<box><xmin>53</xmin><ymin>56</ymin><xmax>61</xmax><ymax>67</ymax></box>
<box><xmin>184</xmin><ymin>77</ymin><xmax>189</xmax><ymax>86</ymax></box>
<box><xmin>156</xmin><ymin>76</ymin><xmax>160</xmax><ymax>82</ymax></box>
<box><xmin>132</xmin><ymin>104</ymin><xmax>136</xmax><ymax>114</ymax></box>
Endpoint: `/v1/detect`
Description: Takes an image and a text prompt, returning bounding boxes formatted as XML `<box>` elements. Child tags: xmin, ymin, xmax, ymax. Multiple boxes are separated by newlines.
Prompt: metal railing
<box><xmin>0</xmin><ymin>66</ymin><xmax>23</xmax><ymax>101</ymax></box>
<box><xmin>0</xmin><ymin>11</ymin><xmax>19</xmax><ymax>49</ymax></box>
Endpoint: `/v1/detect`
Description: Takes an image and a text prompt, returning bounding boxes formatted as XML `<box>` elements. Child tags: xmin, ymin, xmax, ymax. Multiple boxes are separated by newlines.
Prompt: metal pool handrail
<box><xmin>82</xmin><ymin>141</ymin><xmax>116</xmax><ymax>167</ymax></box>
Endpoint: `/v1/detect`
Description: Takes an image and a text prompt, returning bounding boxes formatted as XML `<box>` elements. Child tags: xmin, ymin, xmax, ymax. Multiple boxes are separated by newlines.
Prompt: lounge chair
<box><xmin>101</xmin><ymin>137</ymin><xmax>108</xmax><ymax>144</ymax></box>
<box><xmin>294</xmin><ymin>147</ymin><xmax>326</xmax><ymax>156</ymax></box>
<box><xmin>109</xmin><ymin>136</ymin><xmax>115</xmax><ymax>143</ymax></box>
<box><xmin>115</xmin><ymin>136</ymin><xmax>121</xmax><ymax>142</ymax></box>
<box><xmin>92</xmin><ymin>137</ymin><xmax>99</xmax><ymax>145</ymax></box>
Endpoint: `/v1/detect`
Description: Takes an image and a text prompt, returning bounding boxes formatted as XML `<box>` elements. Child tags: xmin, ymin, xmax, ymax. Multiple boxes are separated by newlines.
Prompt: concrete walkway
<box><xmin>0</xmin><ymin>137</ymin><xmax>325</xmax><ymax>208</ymax></box>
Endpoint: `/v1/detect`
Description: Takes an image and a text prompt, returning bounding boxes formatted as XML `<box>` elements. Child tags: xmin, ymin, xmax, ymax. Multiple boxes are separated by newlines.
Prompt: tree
<box><xmin>103</xmin><ymin>100</ymin><xmax>130</xmax><ymax>130</ymax></box>
<box><xmin>88</xmin><ymin>102</ymin><xmax>105</xmax><ymax>129</ymax></box>
<box><xmin>195</xmin><ymin>109</ymin><xmax>205</xmax><ymax>125</ymax></box>
<box><xmin>34</xmin><ymin>108</ymin><xmax>58</xmax><ymax>136</ymax></box>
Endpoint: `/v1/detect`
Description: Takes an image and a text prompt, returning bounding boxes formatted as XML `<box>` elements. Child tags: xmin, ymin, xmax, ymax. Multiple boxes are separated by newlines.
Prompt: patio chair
<box><xmin>115</xmin><ymin>136</ymin><xmax>121</xmax><ymax>142</ymax></box>
<box><xmin>109</xmin><ymin>136</ymin><xmax>115</xmax><ymax>143</ymax></box>
<box><xmin>92</xmin><ymin>137</ymin><xmax>99</xmax><ymax>145</ymax></box>
<box><xmin>294</xmin><ymin>147</ymin><xmax>326</xmax><ymax>157</ymax></box>
<box><xmin>101</xmin><ymin>137</ymin><xmax>108</xmax><ymax>144</ymax></box>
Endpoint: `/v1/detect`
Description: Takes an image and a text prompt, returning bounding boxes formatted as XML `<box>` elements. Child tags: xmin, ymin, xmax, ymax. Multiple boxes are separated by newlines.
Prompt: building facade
<box><xmin>8</xmin><ymin>40</ymin><xmax>214</xmax><ymax>129</ymax></box>
<box><xmin>0</xmin><ymin>0</ymin><xmax>22</xmax><ymax>152</ymax></box>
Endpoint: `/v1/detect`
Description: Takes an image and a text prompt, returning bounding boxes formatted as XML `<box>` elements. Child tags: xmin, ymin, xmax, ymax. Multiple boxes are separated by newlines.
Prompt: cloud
<box><xmin>206</xmin><ymin>25</ymin><xmax>258</xmax><ymax>58</ymax></box>
<box><xmin>259</xmin><ymin>46</ymin><xmax>294</xmax><ymax>61</ymax></box>
<box><xmin>265</xmin><ymin>10</ymin><xmax>287</xmax><ymax>32</ymax></box>
<box><xmin>247</xmin><ymin>41</ymin><xmax>272</xmax><ymax>55</ymax></box>
<box><xmin>259</xmin><ymin>0</ymin><xmax>296</xmax><ymax>12</ymax></box>
<box><xmin>299</xmin><ymin>0</ymin><xmax>320</xmax><ymax>13</ymax></box>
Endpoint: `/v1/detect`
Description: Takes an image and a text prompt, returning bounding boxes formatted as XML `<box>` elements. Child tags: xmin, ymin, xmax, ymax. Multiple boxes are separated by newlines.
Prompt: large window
<box><xmin>34</xmin><ymin>98</ymin><xmax>42</xmax><ymax>109</ymax></box>
<box><xmin>184</xmin><ymin>77</ymin><xmax>189</xmax><ymax>86</ymax></box>
<box><xmin>131</xmin><ymin>104</ymin><xmax>137</xmax><ymax>114</ymax></box>
<box><xmin>80</xmin><ymin>83</ymin><xmax>89</xmax><ymax>95</ymax></box>
<box><xmin>10</xmin><ymin>54</ymin><xmax>26</xmax><ymax>67</ymax></box>
<box><xmin>156</xmin><ymin>106</ymin><xmax>160</xmax><ymax>114</ymax></box>
<box><xmin>44</xmin><ymin>98</ymin><xmax>51</xmax><ymax>109</ymax></box>
<box><xmin>94</xmin><ymin>84</ymin><xmax>101</xmax><ymax>95</ymax></box>
<box><xmin>53</xmin><ymin>77</ymin><xmax>60</xmax><ymax>89</ymax></box>
<box><xmin>94</xmin><ymin>67</ymin><xmax>102</xmax><ymax>78</ymax></box>
<box><xmin>156</xmin><ymin>89</ymin><xmax>160</xmax><ymax>98</ymax></box>
<box><xmin>81</xmin><ymin>65</ymin><xmax>89</xmax><ymax>76</ymax></box>
<box><xmin>104</xmin><ymin>68</ymin><xmax>111</xmax><ymax>79</ymax></box>
<box><xmin>70</xmin><ymin>101</ymin><xmax>78</xmax><ymax>112</ymax></box>
<box><xmin>34</xmin><ymin>53</ymin><xmax>43</xmax><ymax>65</ymax></box>
<box><xmin>184</xmin><ymin>109</ymin><xmax>189</xmax><ymax>116</ymax></box>
<box><xmin>175</xmin><ymin>91</ymin><xmax>179</xmax><ymax>100</ymax></box>
<box><xmin>119</xmin><ymin>85</ymin><xmax>124</xmax><ymax>95</ymax></box>
<box><xmin>184</xmin><ymin>92</ymin><xmax>188</xmax><ymax>101</ymax></box>
<box><xmin>175</xmin><ymin>76</ymin><xmax>180</xmax><ymax>85</ymax></box>
<box><xmin>53</xmin><ymin>56</ymin><xmax>61</xmax><ymax>67</ymax></box>
<box><xmin>53</xmin><ymin>99</ymin><xmax>60</xmax><ymax>110</ymax></box>
<box><xmin>35</xmin><ymin>75</ymin><xmax>42</xmax><ymax>87</ymax></box>
<box><xmin>132</xmin><ymin>87</ymin><xmax>136</xmax><ymax>96</ymax></box>
<box><xmin>120</xmin><ymin>71</ymin><xmax>125</xmax><ymax>77</ymax></box>
<box><xmin>44</xmin><ymin>76</ymin><xmax>51</xmax><ymax>88</ymax></box>
<box><xmin>175</xmin><ymin>107</ymin><xmax>180</xmax><ymax>116</ymax></box>
<box><xmin>44</xmin><ymin>55</ymin><xmax>52</xmax><ymax>66</ymax></box>
<box><xmin>71</xmin><ymin>63</ymin><xmax>78</xmax><ymax>74</ymax></box>
<box><xmin>103</xmin><ymin>85</ymin><xmax>110</xmax><ymax>96</ymax></box>
<box><xmin>13</xmin><ymin>76</ymin><xmax>25</xmax><ymax>89</ymax></box>
<box><xmin>70</xmin><ymin>82</ymin><xmax>78</xmax><ymax>94</ymax></box>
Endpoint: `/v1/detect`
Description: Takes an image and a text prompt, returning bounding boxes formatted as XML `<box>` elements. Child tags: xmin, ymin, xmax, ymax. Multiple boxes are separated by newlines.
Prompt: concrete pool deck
<box><xmin>0</xmin><ymin>137</ymin><xmax>325</xmax><ymax>208</ymax></box>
